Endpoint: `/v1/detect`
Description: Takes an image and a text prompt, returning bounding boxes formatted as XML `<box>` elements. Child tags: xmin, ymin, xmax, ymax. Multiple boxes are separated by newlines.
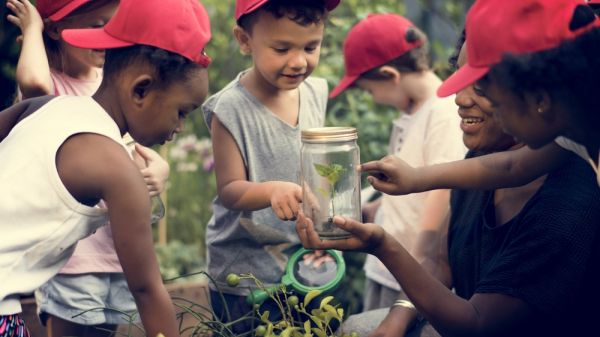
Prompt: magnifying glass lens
<box><xmin>293</xmin><ymin>253</ymin><xmax>338</xmax><ymax>287</ymax></box>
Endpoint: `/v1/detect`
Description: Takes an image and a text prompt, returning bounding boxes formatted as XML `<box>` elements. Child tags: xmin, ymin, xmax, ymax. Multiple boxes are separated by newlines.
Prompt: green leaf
<box><xmin>304</xmin><ymin>320</ymin><xmax>311</xmax><ymax>334</ymax></box>
<box><xmin>304</xmin><ymin>289</ymin><xmax>322</xmax><ymax>307</ymax></box>
<box><xmin>316</xmin><ymin>187</ymin><xmax>329</xmax><ymax>198</ymax></box>
<box><xmin>260</xmin><ymin>310</ymin><xmax>270</xmax><ymax>323</ymax></box>
<box><xmin>322</xmin><ymin>304</ymin><xmax>340</xmax><ymax>320</ymax></box>
<box><xmin>319</xmin><ymin>296</ymin><xmax>334</xmax><ymax>309</ymax></box>
<box><xmin>314</xmin><ymin>163</ymin><xmax>333</xmax><ymax>178</ymax></box>
<box><xmin>311</xmin><ymin>328</ymin><xmax>327</xmax><ymax>337</ymax></box>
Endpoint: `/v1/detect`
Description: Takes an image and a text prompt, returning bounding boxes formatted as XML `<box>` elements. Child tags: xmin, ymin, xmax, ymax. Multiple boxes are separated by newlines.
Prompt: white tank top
<box><xmin>0</xmin><ymin>96</ymin><xmax>126</xmax><ymax>314</ymax></box>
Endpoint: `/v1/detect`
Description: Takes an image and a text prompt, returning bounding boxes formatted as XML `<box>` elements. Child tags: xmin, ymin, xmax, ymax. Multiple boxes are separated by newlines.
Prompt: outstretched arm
<box><xmin>56</xmin><ymin>134</ymin><xmax>178</xmax><ymax>337</ymax></box>
<box><xmin>297</xmin><ymin>215</ymin><xmax>532</xmax><ymax>337</ymax></box>
<box><xmin>361</xmin><ymin>143</ymin><xmax>569</xmax><ymax>195</ymax></box>
<box><xmin>6</xmin><ymin>0</ymin><xmax>52</xmax><ymax>99</ymax></box>
<box><xmin>210</xmin><ymin>116</ymin><xmax>301</xmax><ymax>220</ymax></box>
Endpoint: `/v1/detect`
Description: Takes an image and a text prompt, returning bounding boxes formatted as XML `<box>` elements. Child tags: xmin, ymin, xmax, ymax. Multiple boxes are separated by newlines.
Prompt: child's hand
<box><xmin>270</xmin><ymin>182</ymin><xmax>302</xmax><ymax>221</ymax></box>
<box><xmin>295</xmin><ymin>213</ymin><xmax>387</xmax><ymax>254</ymax></box>
<box><xmin>133</xmin><ymin>144</ymin><xmax>170</xmax><ymax>196</ymax></box>
<box><xmin>359</xmin><ymin>155</ymin><xmax>418</xmax><ymax>195</ymax></box>
<box><xmin>6</xmin><ymin>0</ymin><xmax>43</xmax><ymax>35</ymax></box>
<box><xmin>302</xmin><ymin>250</ymin><xmax>334</xmax><ymax>268</ymax></box>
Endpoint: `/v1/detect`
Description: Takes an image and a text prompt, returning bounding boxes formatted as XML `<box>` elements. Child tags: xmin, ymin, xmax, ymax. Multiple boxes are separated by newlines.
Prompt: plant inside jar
<box><xmin>314</xmin><ymin>163</ymin><xmax>346</xmax><ymax>228</ymax></box>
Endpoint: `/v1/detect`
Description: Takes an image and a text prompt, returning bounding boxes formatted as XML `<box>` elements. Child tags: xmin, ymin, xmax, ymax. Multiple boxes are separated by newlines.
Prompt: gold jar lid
<box><xmin>301</xmin><ymin>127</ymin><xmax>358</xmax><ymax>142</ymax></box>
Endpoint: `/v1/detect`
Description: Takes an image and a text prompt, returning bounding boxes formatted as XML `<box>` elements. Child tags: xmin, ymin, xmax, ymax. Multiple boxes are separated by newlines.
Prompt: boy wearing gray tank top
<box><xmin>201</xmin><ymin>0</ymin><xmax>340</xmax><ymax>332</ymax></box>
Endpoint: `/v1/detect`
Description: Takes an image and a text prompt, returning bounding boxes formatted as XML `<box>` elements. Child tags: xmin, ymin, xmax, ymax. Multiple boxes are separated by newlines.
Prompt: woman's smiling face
<box><xmin>454</xmin><ymin>43</ymin><xmax>516</xmax><ymax>152</ymax></box>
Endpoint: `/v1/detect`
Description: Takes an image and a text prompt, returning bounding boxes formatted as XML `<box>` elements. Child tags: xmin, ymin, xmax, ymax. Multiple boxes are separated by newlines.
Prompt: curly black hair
<box><xmin>102</xmin><ymin>45</ymin><xmax>204</xmax><ymax>89</ymax></box>
<box><xmin>488</xmin><ymin>4</ymin><xmax>600</xmax><ymax>129</ymax></box>
<box><xmin>448</xmin><ymin>29</ymin><xmax>466</xmax><ymax>70</ymax></box>
<box><xmin>237</xmin><ymin>0</ymin><xmax>329</xmax><ymax>33</ymax></box>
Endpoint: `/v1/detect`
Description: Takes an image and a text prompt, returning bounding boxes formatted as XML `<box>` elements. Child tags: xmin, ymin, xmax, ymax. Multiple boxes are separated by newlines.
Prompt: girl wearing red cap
<box><xmin>359</xmin><ymin>0</ymin><xmax>600</xmax><ymax>199</ymax></box>
<box><xmin>2</xmin><ymin>0</ymin><xmax>204</xmax><ymax>336</ymax></box>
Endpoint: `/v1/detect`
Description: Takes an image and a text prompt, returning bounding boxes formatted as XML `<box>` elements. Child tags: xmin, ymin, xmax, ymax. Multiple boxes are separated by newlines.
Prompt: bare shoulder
<box><xmin>56</xmin><ymin>133</ymin><xmax>143</xmax><ymax>206</ymax></box>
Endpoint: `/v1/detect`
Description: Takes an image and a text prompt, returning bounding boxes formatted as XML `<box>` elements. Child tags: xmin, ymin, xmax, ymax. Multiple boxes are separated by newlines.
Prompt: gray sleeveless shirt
<box><xmin>202</xmin><ymin>72</ymin><xmax>328</xmax><ymax>295</ymax></box>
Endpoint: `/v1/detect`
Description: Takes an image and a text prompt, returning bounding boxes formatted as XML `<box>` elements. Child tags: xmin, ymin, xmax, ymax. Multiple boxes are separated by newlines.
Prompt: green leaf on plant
<box><xmin>313</xmin><ymin>163</ymin><xmax>346</xmax><ymax>186</ymax></box>
<box><xmin>260</xmin><ymin>310</ymin><xmax>270</xmax><ymax>322</ymax></box>
<box><xmin>304</xmin><ymin>320</ymin><xmax>311</xmax><ymax>334</ymax></box>
<box><xmin>323</xmin><ymin>304</ymin><xmax>340</xmax><ymax>320</ymax></box>
<box><xmin>311</xmin><ymin>328</ymin><xmax>327</xmax><ymax>337</ymax></box>
<box><xmin>304</xmin><ymin>289</ymin><xmax>322</xmax><ymax>307</ymax></box>
<box><xmin>319</xmin><ymin>296</ymin><xmax>334</xmax><ymax>309</ymax></box>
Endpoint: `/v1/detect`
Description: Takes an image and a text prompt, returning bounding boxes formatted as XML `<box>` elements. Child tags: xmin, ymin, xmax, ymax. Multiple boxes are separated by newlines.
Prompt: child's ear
<box><xmin>131</xmin><ymin>75</ymin><xmax>154</xmax><ymax>105</ymax></box>
<box><xmin>378</xmin><ymin>65</ymin><xmax>401</xmax><ymax>83</ymax></box>
<box><xmin>531</xmin><ymin>90</ymin><xmax>552</xmax><ymax>119</ymax></box>
<box><xmin>233</xmin><ymin>25</ymin><xmax>252</xmax><ymax>55</ymax></box>
<box><xmin>45</xmin><ymin>22</ymin><xmax>62</xmax><ymax>40</ymax></box>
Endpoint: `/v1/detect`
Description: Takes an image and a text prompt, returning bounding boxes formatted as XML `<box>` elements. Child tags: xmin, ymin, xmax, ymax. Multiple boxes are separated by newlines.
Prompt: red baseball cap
<box><xmin>235</xmin><ymin>0</ymin><xmax>341</xmax><ymax>20</ymax></box>
<box><xmin>437</xmin><ymin>0</ymin><xmax>600</xmax><ymax>97</ymax></box>
<box><xmin>62</xmin><ymin>0</ymin><xmax>212</xmax><ymax>67</ymax></box>
<box><xmin>329</xmin><ymin>13</ymin><xmax>423</xmax><ymax>98</ymax></box>
<box><xmin>36</xmin><ymin>0</ymin><xmax>92</xmax><ymax>21</ymax></box>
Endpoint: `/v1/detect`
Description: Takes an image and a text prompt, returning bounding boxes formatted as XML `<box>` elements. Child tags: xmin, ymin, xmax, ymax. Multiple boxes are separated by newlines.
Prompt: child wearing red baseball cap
<box><xmin>360</xmin><ymin>0</ymin><xmax>600</xmax><ymax>198</ymax></box>
<box><xmin>0</xmin><ymin>1</ymin><xmax>211</xmax><ymax>337</ymax></box>
<box><xmin>330</xmin><ymin>13</ymin><xmax>465</xmax><ymax>312</ymax></box>
<box><xmin>7</xmin><ymin>1</ymin><xmax>172</xmax><ymax>336</ymax></box>
<box><xmin>201</xmin><ymin>0</ymin><xmax>338</xmax><ymax>332</ymax></box>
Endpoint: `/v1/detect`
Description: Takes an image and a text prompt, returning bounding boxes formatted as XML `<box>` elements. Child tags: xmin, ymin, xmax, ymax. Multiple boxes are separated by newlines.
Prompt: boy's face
<box><xmin>478</xmin><ymin>78</ymin><xmax>559</xmax><ymax>150</ymax></box>
<box><xmin>355</xmin><ymin>77</ymin><xmax>408</xmax><ymax>111</ymax></box>
<box><xmin>238</xmin><ymin>10</ymin><xmax>324</xmax><ymax>91</ymax></box>
<box><xmin>128</xmin><ymin>68</ymin><xmax>209</xmax><ymax>146</ymax></box>
<box><xmin>52</xmin><ymin>0</ymin><xmax>119</xmax><ymax>69</ymax></box>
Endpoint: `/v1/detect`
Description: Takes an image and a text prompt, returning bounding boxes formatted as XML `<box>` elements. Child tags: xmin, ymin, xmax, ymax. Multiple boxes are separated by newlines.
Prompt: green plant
<box><xmin>228</xmin><ymin>273</ymin><xmax>350</xmax><ymax>337</ymax></box>
<box><xmin>314</xmin><ymin>163</ymin><xmax>346</xmax><ymax>217</ymax></box>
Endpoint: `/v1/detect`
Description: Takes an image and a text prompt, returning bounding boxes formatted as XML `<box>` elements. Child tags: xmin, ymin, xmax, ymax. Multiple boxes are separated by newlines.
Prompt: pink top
<box><xmin>50</xmin><ymin>69</ymin><xmax>124</xmax><ymax>273</ymax></box>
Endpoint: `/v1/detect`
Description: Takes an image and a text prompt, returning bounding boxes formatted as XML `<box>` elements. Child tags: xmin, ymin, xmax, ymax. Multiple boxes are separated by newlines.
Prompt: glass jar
<box><xmin>300</xmin><ymin>127</ymin><xmax>361</xmax><ymax>240</ymax></box>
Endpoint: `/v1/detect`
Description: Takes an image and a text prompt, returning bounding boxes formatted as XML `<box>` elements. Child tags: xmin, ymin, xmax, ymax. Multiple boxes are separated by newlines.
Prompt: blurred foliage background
<box><xmin>0</xmin><ymin>0</ymin><xmax>472</xmax><ymax>315</ymax></box>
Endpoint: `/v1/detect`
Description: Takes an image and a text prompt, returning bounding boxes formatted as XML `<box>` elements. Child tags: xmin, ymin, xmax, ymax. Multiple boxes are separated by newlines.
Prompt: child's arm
<box><xmin>56</xmin><ymin>134</ymin><xmax>178</xmax><ymax>337</ymax></box>
<box><xmin>211</xmin><ymin>116</ymin><xmax>302</xmax><ymax>220</ymax></box>
<box><xmin>6</xmin><ymin>0</ymin><xmax>53</xmax><ymax>98</ymax></box>
<box><xmin>361</xmin><ymin>143</ymin><xmax>569</xmax><ymax>195</ymax></box>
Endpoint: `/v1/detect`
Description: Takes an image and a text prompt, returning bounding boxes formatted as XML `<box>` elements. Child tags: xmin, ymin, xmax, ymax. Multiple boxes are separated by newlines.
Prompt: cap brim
<box><xmin>62</xmin><ymin>28</ymin><xmax>134</xmax><ymax>50</ymax></box>
<box><xmin>329</xmin><ymin>74</ymin><xmax>359</xmax><ymax>98</ymax></box>
<box><xmin>47</xmin><ymin>0</ymin><xmax>92</xmax><ymax>21</ymax></box>
<box><xmin>437</xmin><ymin>63</ymin><xmax>490</xmax><ymax>97</ymax></box>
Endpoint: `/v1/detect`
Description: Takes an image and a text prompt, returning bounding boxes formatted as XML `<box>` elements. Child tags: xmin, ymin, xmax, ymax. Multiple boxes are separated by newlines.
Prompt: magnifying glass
<box><xmin>246</xmin><ymin>248</ymin><xmax>346</xmax><ymax>305</ymax></box>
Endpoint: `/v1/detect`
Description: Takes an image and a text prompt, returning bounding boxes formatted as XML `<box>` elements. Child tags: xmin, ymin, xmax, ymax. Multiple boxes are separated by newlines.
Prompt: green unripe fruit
<box><xmin>288</xmin><ymin>295</ymin><xmax>299</xmax><ymax>307</ymax></box>
<box><xmin>226</xmin><ymin>273</ymin><xmax>240</xmax><ymax>287</ymax></box>
<box><xmin>255</xmin><ymin>325</ymin><xmax>267</xmax><ymax>336</ymax></box>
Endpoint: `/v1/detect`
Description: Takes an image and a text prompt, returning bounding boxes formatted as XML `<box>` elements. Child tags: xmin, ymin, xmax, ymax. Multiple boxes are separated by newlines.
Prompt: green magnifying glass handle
<box><xmin>246</xmin><ymin>277</ymin><xmax>292</xmax><ymax>305</ymax></box>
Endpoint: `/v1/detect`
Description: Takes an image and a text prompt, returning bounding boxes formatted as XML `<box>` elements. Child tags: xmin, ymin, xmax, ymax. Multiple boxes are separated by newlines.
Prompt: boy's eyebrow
<box><xmin>271</xmin><ymin>38</ymin><xmax>322</xmax><ymax>46</ymax></box>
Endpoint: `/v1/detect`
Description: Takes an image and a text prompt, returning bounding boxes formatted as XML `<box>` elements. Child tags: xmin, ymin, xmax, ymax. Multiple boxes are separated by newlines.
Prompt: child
<box><xmin>329</xmin><ymin>13</ymin><xmax>465</xmax><ymax>311</ymax></box>
<box><xmin>360</xmin><ymin>0</ymin><xmax>600</xmax><ymax>195</ymax></box>
<box><xmin>201</xmin><ymin>0</ymin><xmax>339</xmax><ymax>331</ymax></box>
<box><xmin>7</xmin><ymin>1</ymin><xmax>170</xmax><ymax>336</ymax></box>
<box><xmin>0</xmin><ymin>0</ymin><xmax>212</xmax><ymax>336</ymax></box>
